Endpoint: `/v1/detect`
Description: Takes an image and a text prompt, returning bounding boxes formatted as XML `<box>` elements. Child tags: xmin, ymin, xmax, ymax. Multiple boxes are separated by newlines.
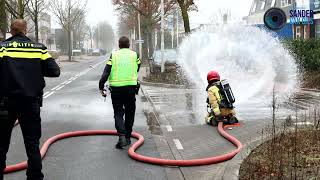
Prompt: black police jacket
<box><xmin>0</xmin><ymin>34</ymin><xmax>60</xmax><ymax>98</ymax></box>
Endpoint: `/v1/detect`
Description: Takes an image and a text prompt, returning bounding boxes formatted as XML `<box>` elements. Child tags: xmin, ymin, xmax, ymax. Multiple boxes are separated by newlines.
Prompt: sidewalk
<box><xmin>140</xmin><ymin>82</ymin><xmax>319</xmax><ymax>180</ymax></box>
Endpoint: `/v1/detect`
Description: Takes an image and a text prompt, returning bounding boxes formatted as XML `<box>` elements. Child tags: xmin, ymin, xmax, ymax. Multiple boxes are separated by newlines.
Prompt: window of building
<box><xmin>261</xmin><ymin>1</ymin><xmax>266</xmax><ymax>9</ymax></box>
<box><xmin>315</xmin><ymin>0</ymin><xmax>320</xmax><ymax>9</ymax></box>
<box><xmin>281</xmin><ymin>0</ymin><xmax>291</xmax><ymax>7</ymax></box>
<box><xmin>252</xmin><ymin>2</ymin><xmax>257</xmax><ymax>13</ymax></box>
<box><xmin>271</xmin><ymin>0</ymin><xmax>276</xmax><ymax>7</ymax></box>
<box><xmin>296</xmin><ymin>26</ymin><xmax>301</xmax><ymax>39</ymax></box>
<box><xmin>316</xmin><ymin>24</ymin><xmax>320</xmax><ymax>38</ymax></box>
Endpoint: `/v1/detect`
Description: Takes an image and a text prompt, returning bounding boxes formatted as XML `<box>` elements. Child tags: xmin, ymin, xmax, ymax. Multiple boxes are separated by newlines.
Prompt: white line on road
<box><xmin>43</xmin><ymin>91</ymin><xmax>50</xmax><ymax>97</ymax></box>
<box><xmin>166</xmin><ymin>125</ymin><xmax>173</xmax><ymax>132</ymax></box>
<box><xmin>173</xmin><ymin>139</ymin><xmax>184</xmax><ymax>150</ymax></box>
<box><xmin>51</xmin><ymin>85</ymin><xmax>62</xmax><ymax>91</ymax></box>
<box><xmin>55</xmin><ymin>85</ymin><xmax>65</xmax><ymax>91</ymax></box>
<box><xmin>68</xmin><ymin>77</ymin><xmax>74</xmax><ymax>81</ymax></box>
<box><xmin>43</xmin><ymin>91</ymin><xmax>54</xmax><ymax>99</ymax></box>
<box><xmin>61</xmin><ymin>81</ymin><xmax>69</xmax><ymax>85</ymax></box>
<box><xmin>65</xmin><ymin>80</ymin><xmax>72</xmax><ymax>85</ymax></box>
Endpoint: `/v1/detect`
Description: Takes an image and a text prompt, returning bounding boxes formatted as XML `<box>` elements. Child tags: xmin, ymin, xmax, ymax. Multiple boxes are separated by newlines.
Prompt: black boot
<box><xmin>126</xmin><ymin>137</ymin><xmax>131</xmax><ymax>145</ymax></box>
<box><xmin>229</xmin><ymin>116</ymin><xmax>239</xmax><ymax>124</ymax></box>
<box><xmin>115</xmin><ymin>135</ymin><xmax>127</xmax><ymax>149</ymax></box>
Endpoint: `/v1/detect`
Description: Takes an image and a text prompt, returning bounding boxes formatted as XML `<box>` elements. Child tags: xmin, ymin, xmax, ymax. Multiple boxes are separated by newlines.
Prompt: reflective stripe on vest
<box><xmin>109</xmin><ymin>49</ymin><xmax>138</xmax><ymax>87</ymax></box>
<box><xmin>0</xmin><ymin>47</ymin><xmax>52</xmax><ymax>60</ymax></box>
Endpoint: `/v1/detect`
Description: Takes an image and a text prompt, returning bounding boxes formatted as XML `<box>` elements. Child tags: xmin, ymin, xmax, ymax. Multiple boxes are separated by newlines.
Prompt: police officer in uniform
<box><xmin>0</xmin><ymin>19</ymin><xmax>60</xmax><ymax>180</ymax></box>
<box><xmin>99</xmin><ymin>36</ymin><xmax>141</xmax><ymax>149</ymax></box>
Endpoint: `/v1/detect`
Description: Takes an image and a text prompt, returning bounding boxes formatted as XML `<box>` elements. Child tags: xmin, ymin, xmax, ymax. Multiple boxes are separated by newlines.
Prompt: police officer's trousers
<box><xmin>0</xmin><ymin>97</ymin><xmax>44</xmax><ymax>180</ymax></box>
<box><xmin>110</xmin><ymin>86</ymin><xmax>136</xmax><ymax>138</ymax></box>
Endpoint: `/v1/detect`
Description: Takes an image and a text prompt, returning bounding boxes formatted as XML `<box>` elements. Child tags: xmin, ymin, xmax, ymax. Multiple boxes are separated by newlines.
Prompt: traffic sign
<box><xmin>135</xmin><ymin>40</ymin><xmax>144</xmax><ymax>44</ymax></box>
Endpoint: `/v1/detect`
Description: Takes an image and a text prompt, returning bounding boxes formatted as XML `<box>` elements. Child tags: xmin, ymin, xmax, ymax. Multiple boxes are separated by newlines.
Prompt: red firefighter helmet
<box><xmin>207</xmin><ymin>70</ymin><xmax>220</xmax><ymax>82</ymax></box>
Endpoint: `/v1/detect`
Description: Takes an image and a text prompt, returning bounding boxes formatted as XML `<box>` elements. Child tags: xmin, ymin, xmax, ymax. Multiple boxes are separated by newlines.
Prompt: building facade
<box><xmin>246</xmin><ymin>0</ymin><xmax>315</xmax><ymax>39</ymax></box>
<box><xmin>313</xmin><ymin>0</ymin><xmax>320</xmax><ymax>38</ymax></box>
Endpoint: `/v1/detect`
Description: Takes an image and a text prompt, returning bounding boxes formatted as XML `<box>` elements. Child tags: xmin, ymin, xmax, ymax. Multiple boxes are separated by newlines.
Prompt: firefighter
<box><xmin>0</xmin><ymin>19</ymin><xmax>60</xmax><ymax>180</ymax></box>
<box><xmin>99</xmin><ymin>36</ymin><xmax>141</xmax><ymax>149</ymax></box>
<box><xmin>205</xmin><ymin>70</ymin><xmax>238</xmax><ymax>126</ymax></box>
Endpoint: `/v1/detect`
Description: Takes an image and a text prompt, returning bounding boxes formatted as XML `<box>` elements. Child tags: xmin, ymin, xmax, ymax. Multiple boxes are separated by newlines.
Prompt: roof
<box><xmin>246</xmin><ymin>0</ymin><xmax>295</xmax><ymax>24</ymax></box>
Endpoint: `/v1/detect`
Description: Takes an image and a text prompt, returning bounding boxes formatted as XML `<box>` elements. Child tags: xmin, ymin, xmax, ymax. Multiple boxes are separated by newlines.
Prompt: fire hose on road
<box><xmin>4</xmin><ymin>122</ymin><xmax>242</xmax><ymax>173</ymax></box>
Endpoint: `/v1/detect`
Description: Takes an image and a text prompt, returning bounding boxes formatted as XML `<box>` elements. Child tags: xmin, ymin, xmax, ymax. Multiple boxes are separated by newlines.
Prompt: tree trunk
<box><xmin>34</xmin><ymin>0</ymin><xmax>39</xmax><ymax>42</ymax></box>
<box><xmin>68</xmin><ymin>30</ymin><xmax>72</xmax><ymax>61</ymax></box>
<box><xmin>147</xmin><ymin>28</ymin><xmax>154</xmax><ymax>59</ymax></box>
<box><xmin>18</xmin><ymin>0</ymin><xmax>25</xmax><ymax>18</ymax></box>
<box><xmin>35</xmin><ymin>16</ymin><xmax>39</xmax><ymax>42</ymax></box>
<box><xmin>0</xmin><ymin>0</ymin><xmax>7</xmax><ymax>41</ymax></box>
<box><xmin>142</xmin><ymin>29</ymin><xmax>148</xmax><ymax>61</ymax></box>
<box><xmin>178</xmin><ymin>1</ymin><xmax>191</xmax><ymax>33</ymax></box>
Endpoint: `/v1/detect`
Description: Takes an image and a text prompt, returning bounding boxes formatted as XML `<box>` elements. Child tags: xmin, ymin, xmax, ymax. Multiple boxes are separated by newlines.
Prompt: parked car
<box><xmin>72</xmin><ymin>49</ymin><xmax>82</xmax><ymax>56</ymax></box>
<box><xmin>92</xmin><ymin>49</ymin><xmax>107</xmax><ymax>56</ymax></box>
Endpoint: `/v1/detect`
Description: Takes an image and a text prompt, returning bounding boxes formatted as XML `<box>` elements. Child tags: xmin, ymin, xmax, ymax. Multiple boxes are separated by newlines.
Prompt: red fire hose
<box><xmin>4</xmin><ymin>122</ymin><xmax>242</xmax><ymax>173</ymax></box>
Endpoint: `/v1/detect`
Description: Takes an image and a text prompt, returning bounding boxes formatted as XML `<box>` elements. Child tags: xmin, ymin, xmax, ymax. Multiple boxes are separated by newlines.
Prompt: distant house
<box><xmin>313</xmin><ymin>0</ymin><xmax>320</xmax><ymax>38</ymax></box>
<box><xmin>245</xmin><ymin>0</ymin><xmax>315</xmax><ymax>39</ymax></box>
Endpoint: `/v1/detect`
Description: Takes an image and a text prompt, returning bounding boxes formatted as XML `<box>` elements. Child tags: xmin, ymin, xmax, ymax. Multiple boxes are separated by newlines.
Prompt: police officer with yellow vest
<box><xmin>99</xmin><ymin>36</ymin><xmax>141</xmax><ymax>149</ymax></box>
<box><xmin>0</xmin><ymin>19</ymin><xmax>60</xmax><ymax>180</ymax></box>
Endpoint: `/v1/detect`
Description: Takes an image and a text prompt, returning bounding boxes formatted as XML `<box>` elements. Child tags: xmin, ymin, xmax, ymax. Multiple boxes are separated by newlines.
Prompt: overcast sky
<box><xmin>84</xmin><ymin>0</ymin><xmax>253</xmax><ymax>29</ymax></box>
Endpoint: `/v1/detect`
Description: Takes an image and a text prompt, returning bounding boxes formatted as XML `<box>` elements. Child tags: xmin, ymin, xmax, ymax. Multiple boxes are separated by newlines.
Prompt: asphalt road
<box><xmin>4</xmin><ymin>56</ymin><xmax>319</xmax><ymax>180</ymax></box>
<box><xmin>4</xmin><ymin>56</ymin><xmax>167</xmax><ymax>180</ymax></box>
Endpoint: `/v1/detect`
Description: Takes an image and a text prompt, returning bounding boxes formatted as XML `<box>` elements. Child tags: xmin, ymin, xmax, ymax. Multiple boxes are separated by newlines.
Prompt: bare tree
<box><xmin>87</xmin><ymin>26</ymin><xmax>94</xmax><ymax>50</ymax></box>
<box><xmin>94</xmin><ymin>22</ymin><xmax>115</xmax><ymax>52</ymax></box>
<box><xmin>0</xmin><ymin>0</ymin><xmax>7</xmax><ymax>40</ymax></box>
<box><xmin>73</xmin><ymin>18</ymin><xmax>89</xmax><ymax>50</ymax></box>
<box><xmin>176</xmin><ymin>0</ymin><xmax>197</xmax><ymax>33</ymax></box>
<box><xmin>26</xmin><ymin>0</ymin><xmax>46</xmax><ymax>42</ymax></box>
<box><xmin>113</xmin><ymin>0</ymin><xmax>175</xmax><ymax>59</ymax></box>
<box><xmin>50</xmin><ymin>0</ymin><xmax>87</xmax><ymax>61</ymax></box>
<box><xmin>5</xmin><ymin>0</ymin><xmax>30</xmax><ymax>18</ymax></box>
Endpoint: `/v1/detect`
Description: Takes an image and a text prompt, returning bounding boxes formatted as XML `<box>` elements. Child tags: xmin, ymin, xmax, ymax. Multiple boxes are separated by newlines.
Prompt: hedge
<box><xmin>284</xmin><ymin>39</ymin><xmax>320</xmax><ymax>72</ymax></box>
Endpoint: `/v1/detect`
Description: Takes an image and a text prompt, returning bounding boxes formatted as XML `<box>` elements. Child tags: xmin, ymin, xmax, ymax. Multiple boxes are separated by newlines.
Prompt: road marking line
<box><xmin>68</xmin><ymin>77</ymin><xmax>74</xmax><ymax>81</ymax></box>
<box><xmin>43</xmin><ymin>91</ymin><xmax>50</xmax><ymax>96</ymax></box>
<box><xmin>51</xmin><ymin>85</ymin><xmax>61</xmax><ymax>91</ymax></box>
<box><xmin>173</xmin><ymin>139</ymin><xmax>184</xmax><ymax>150</ymax></box>
<box><xmin>43</xmin><ymin>92</ymin><xmax>54</xmax><ymax>99</ymax></box>
<box><xmin>65</xmin><ymin>80</ymin><xmax>72</xmax><ymax>85</ymax></box>
<box><xmin>55</xmin><ymin>85</ymin><xmax>65</xmax><ymax>91</ymax></box>
<box><xmin>166</xmin><ymin>125</ymin><xmax>173</xmax><ymax>132</ymax></box>
<box><xmin>61</xmin><ymin>81</ymin><xmax>69</xmax><ymax>85</ymax></box>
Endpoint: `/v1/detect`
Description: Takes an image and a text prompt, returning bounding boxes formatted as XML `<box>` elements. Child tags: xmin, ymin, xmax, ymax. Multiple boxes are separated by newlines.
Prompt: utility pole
<box><xmin>132</xmin><ymin>26</ymin><xmax>136</xmax><ymax>50</ymax></box>
<box><xmin>138</xmin><ymin>0</ymin><xmax>142</xmax><ymax>59</ymax></box>
<box><xmin>97</xmin><ymin>24</ymin><xmax>99</xmax><ymax>48</ymax></box>
<box><xmin>172</xmin><ymin>15</ymin><xmax>174</xmax><ymax>49</ymax></box>
<box><xmin>176</xmin><ymin>10</ymin><xmax>179</xmax><ymax>47</ymax></box>
<box><xmin>160</xmin><ymin>0</ymin><xmax>165</xmax><ymax>72</ymax></box>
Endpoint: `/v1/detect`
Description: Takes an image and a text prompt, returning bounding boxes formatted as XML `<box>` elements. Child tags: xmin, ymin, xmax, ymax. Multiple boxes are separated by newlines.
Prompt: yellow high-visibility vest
<box><xmin>108</xmin><ymin>48</ymin><xmax>140</xmax><ymax>87</ymax></box>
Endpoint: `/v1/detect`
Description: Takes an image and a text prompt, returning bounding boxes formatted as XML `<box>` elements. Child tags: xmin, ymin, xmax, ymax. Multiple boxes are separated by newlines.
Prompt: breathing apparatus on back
<box><xmin>206</xmin><ymin>70</ymin><xmax>236</xmax><ymax>108</ymax></box>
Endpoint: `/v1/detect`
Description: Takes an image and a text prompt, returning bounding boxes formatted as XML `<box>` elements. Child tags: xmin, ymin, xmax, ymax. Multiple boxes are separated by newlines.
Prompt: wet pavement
<box><xmin>4</xmin><ymin>56</ymin><xmax>320</xmax><ymax>180</ymax></box>
<box><xmin>4</xmin><ymin>56</ymin><xmax>167</xmax><ymax>180</ymax></box>
<box><xmin>141</xmin><ymin>83</ymin><xmax>320</xmax><ymax>180</ymax></box>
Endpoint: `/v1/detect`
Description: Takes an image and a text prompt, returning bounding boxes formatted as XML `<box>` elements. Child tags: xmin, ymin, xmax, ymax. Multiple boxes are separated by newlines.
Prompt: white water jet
<box><xmin>178</xmin><ymin>25</ymin><xmax>299</xmax><ymax>105</ymax></box>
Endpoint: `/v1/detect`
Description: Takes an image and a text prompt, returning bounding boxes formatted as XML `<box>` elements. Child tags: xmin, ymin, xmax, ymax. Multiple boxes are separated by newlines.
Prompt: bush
<box><xmin>284</xmin><ymin>39</ymin><xmax>320</xmax><ymax>72</ymax></box>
